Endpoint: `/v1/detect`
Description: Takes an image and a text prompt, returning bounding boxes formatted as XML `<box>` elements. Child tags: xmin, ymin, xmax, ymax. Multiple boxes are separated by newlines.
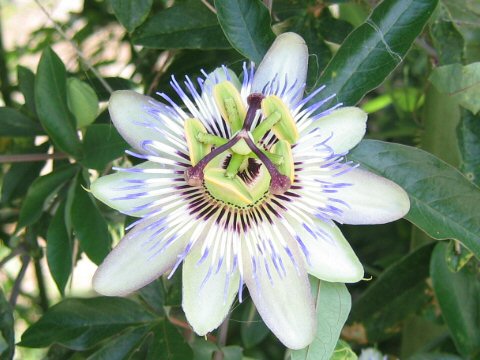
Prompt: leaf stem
<box><xmin>0</xmin><ymin>152</ymin><xmax>69</xmax><ymax>163</ymax></box>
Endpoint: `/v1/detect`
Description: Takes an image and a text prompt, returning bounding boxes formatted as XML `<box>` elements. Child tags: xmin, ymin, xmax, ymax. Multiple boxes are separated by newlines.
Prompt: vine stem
<box><xmin>213</xmin><ymin>314</ymin><xmax>230</xmax><ymax>360</ymax></box>
<box><xmin>0</xmin><ymin>152</ymin><xmax>68</xmax><ymax>163</ymax></box>
<box><xmin>9</xmin><ymin>255</ymin><xmax>30</xmax><ymax>307</ymax></box>
<box><xmin>33</xmin><ymin>0</ymin><xmax>113</xmax><ymax>94</ymax></box>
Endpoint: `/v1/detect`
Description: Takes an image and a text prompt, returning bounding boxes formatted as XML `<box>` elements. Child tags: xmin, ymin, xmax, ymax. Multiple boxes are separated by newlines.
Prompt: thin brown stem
<box><xmin>213</xmin><ymin>314</ymin><xmax>230</xmax><ymax>360</ymax></box>
<box><xmin>34</xmin><ymin>258</ymin><xmax>49</xmax><ymax>311</ymax></box>
<box><xmin>33</xmin><ymin>0</ymin><xmax>113</xmax><ymax>94</ymax></box>
<box><xmin>9</xmin><ymin>255</ymin><xmax>30</xmax><ymax>307</ymax></box>
<box><xmin>0</xmin><ymin>152</ymin><xmax>69</xmax><ymax>163</ymax></box>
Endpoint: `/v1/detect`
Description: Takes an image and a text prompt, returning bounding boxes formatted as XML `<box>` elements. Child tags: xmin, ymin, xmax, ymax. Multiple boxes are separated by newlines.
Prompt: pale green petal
<box><xmin>90</xmin><ymin>161</ymin><xmax>163</xmax><ymax>217</ymax></box>
<box><xmin>93</xmin><ymin>219</ymin><xmax>189</xmax><ymax>296</ymax></box>
<box><xmin>243</xmin><ymin>237</ymin><xmax>316</xmax><ymax>349</ymax></box>
<box><xmin>182</xmin><ymin>243</ymin><xmax>239</xmax><ymax>336</ymax></box>
<box><xmin>285</xmin><ymin>214</ymin><xmax>364</xmax><ymax>283</ymax></box>
<box><xmin>303</xmin><ymin>107</ymin><xmax>367</xmax><ymax>154</ymax></box>
<box><xmin>334</xmin><ymin>168</ymin><xmax>410</xmax><ymax>225</ymax></box>
<box><xmin>109</xmin><ymin>90</ymin><xmax>170</xmax><ymax>152</ymax></box>
<box><xmin>252</xmin><ymin>32</ymin><xmax>308</xmax><ymax>102</ymax></box>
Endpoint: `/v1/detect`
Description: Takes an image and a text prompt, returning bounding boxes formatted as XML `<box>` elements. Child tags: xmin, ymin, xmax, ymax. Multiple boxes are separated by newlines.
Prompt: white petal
<box><xmin>93</xmin><ymin>218</ymin><xmax>189</xmax><ymax>296</ymax></box>
<box><xmin>243</xmin><ymin>237</ymin><xmax>316</xmax><ymax>349</ymax></box>
<box><xmin>90</xmin><ymin>161</ymin><xmax>172</xmax><ymax>217</ymax></box>
<box><xmin>284</xmin><ymin>214</ymin><xmax>364</xmax><ymax>283</ymax></box>
<box><xmin>303</xmin><ymin>107</ymin><xmax>367</xmax><ymax>153</ymax></box>
<box><xmin>109</xmin><ymin>90</ymin><xmax>173</xmax><ymax>152</ymax></box>
<box><xmin>252</xmin><ymin>32</ymin><xmax>308</xmax><ymax>102</ymax></box>
<box><xmin>182</xmin><ymin>242</ymin><xmax>239</xmax><ymax>336</ymax></box>
<box><xmin>333</xmin><ymin>168</ymin><xmax>410</xmax><ymax>225</ymax></box>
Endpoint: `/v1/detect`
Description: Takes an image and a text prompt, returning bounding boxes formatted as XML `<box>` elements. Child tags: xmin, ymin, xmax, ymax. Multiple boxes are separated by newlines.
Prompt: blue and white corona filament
<box><xmin>91</xmin><ymin>33</ymin><xmax>410</xmax><ymax>349</ymax></box>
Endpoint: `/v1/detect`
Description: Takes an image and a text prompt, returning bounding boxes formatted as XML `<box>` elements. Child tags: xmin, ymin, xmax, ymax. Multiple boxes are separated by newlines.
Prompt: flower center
<box><xmin>184</xmin><ymin>81</ymin><xmax>298</xmax><ymax>208</ymax></box>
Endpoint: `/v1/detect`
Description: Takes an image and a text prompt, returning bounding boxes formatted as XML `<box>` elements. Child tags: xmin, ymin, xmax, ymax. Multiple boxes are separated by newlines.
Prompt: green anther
<box><xmin>213</xmin><ymin>81</ymin><xmax>246</xmax><ymax>133</ymax></box>
<box><xmin>204</xmin><ymin>168</ymin><xmax>253</xmax><ymax>207</ymax></box>
<box><xmin>252</xmin><ymin>111</ymin><xmax>281</xmax><ymax>142</ymax></box>
<box><xmin>184</xmin><ymin>118</ymin><xmax>211</xmax><ymax>166</ymax></box>
<box><xmin>225</xmin><ymin>153</ymin><xmax>246</xmax><ymax>178</ymax></box>
<box><xmin>271</xmin><ymin>140</ymin><xmax>295</xmax><ymax>182</ymax></box>
<box><xmin>231</xmin><ymin>139</ymin><xmax>251</xmax><ymax>155</ymax></box>
<box><xmin>196</xmin><ymin>132</ymin><xmax>227</xmax><ymax>147</ymax></box>
<box><xmin>262</xmin><ymin>95</ymin><xmax>299</xmax><ymax>144</ymax></box>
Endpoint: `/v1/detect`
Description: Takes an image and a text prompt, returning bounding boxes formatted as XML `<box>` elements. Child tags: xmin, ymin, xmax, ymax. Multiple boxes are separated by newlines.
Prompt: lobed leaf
<box><xmin>19</xmin><ymin>297</ymin><xmax>155</xmax><ymax>350</ymax></box>
<box><xmin>313</xmin><ymin>0</ymin><xmax>438</xmax><ymax>110</ymax></box>
<box><xmin>215</xmin><ymin>0</ymin><xmax>275</xmax><ymax>64</ymax></box>
<box><xmin>35</xmin><ymin>48</ymin><xmax>82</xmax><ymax>158</ymax></box>
<box><xmin>47</xmin><ymin>200</ymin><xmax>73</xmax><ymax>296</ymax></box>
<box><xmin>292</xmin><ymin>280</ymin><xmax>351</xmax><ymax>360</ymax></box>
<box><xmin>71</xmin><ymin>177</ymin><xmax>111</xmax><ymax>265</ymax></box>
<box><xmin>348</xmin><ymin>140</ymin><xmax>480</xmax><ymax>259</ymax></box>
<box><xmin>110</xmin><ymin>0</ymin><xmax>153</xmax><ymax>33</ymax></box>
<box><xmin>82</xmin><ymin>124</ymin><xmax>129</xmax><ymax>170</ymax></box>
<box><xmin>131</xmin><ymin>1</ymin><xmax>230</xmax><ymax>50</ymax></box>
<box><xmin>430</xmin><ymin>242</ymin><xmax>480</xmax><ymax>358</ymax></box>
<box><xmin>17</xmin><ymin>165</ymin><xmax>78</xmax><ymax>230</ymax></box>
<box><xmin>0</xmin><ymin>107</ymin><xmax>44</xmax><ymax>137</ymax></box>
<box><xmin>347</xmin><ymin>243</ymin><xmax>435</xmax><ymax>342</ymax></box>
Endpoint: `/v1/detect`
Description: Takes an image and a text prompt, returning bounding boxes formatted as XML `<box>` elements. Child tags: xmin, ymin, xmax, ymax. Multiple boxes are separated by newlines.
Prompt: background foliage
<box><xmin>0</xmin><ymin>0</ymin><xmax>479</xmax><ymax>359</ymax></box>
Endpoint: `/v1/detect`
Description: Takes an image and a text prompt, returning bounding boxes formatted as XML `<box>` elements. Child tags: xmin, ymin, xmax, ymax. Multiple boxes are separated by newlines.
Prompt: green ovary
<box><xmin>184</xmin><ymin>81</ymin><xmax>297</xmax><ymax>208</ymax></box>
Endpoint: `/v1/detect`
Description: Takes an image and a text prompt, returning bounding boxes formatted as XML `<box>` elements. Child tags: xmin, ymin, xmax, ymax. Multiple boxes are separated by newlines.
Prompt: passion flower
<box><xmin>91</xmin><ymin>33</ymin><xmax>409</xmax><ymax>349</ymax></box>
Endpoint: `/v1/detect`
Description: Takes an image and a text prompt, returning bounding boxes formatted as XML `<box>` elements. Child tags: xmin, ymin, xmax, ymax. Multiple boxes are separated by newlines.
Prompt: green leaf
<box><xmin>47</xmin><ymin>200</ymin><xmax>73</xmax><ymax>295</ymax></box>
<box><xmin>442</xmin><ymin>0</ymin><xmax>480</xmax><ymax>63</ymax></box>
<box><xmin>407</xmin><ymin>354</ymin><xmax>464</xmax><ymax>360</ymax></box>
<box><xmin>429</xmin><ymin>5</ymin><xmax>464</xmax><ymax>65</ymax></box>
<box><xmin>131</xmin><ymin>1</ymin><xmax>230</xmax><ymax>50</ymax></box>
<box><xmin>35</xmin><ymin>48</ymin><xmax>82</xmax><ymax>158</ymax></box>
<box><xmin>348</xmin><ymin>140</ymin><xmax>480</xmax><ymax>259</ymax></box>
<box><xmin>19</xmin><ymin>297</ymin><xmax>155</xmax><ymax>350</ymax></box>
<box><xmin>0</xmin><ymin>289</ymin><xmax>14</xmax><ymax>360</ymax></box>
<box><xmin>445</xmin><ymin>240</ymin><xmax>474</xmax><ymax>272</ymax></box>
<box><xmin>66</xmin><ymin>78</ymin><xmax>99</xmax><ymax>128</ymax></box>
<box><xmin>146</xmin><ymin>321</ymin><xmax>193</xmax><ymax>360</ymax></box>
<box><xmin>420</xmin><ymin>85</ymin><xmax>461</xmax><ymax>167</ymax></box>
<box><xmin>82</xmin><ymin>124</ymin><xmax>129</xmax><ymax>170</ymax></box>
<box><xmin>330</xmin><ymin>340</ymin><xmax>357</xmax><ymax>360</ymax></box>
<box><xmin>429</xmin><ymin>63</ymin><xmax>480</xmax><ymax>114</ymax></box>
<box><xmin>138</xmin><ymin>279</ymin><xmax>166</xmax><ymax>315</ymax></box>
<box><xmin>457</xmin><ymin>109</ymin><xmax>480</xmax><ymax>186</ymax></box>
<box><xmin>17</xmin><ymin>65</ymin><xmax>37</xmax><ymax>115</ymax></box>
<box><xmin>88</xmin><ymin>77</ymin><xmax>136</xmax><ymax>102</ymax></box>
<box><xmin>430</xmin><ymin>242</ymin><xmax>480</xmax><ymax>358</ymax></box>
<box><xmin>292</xmin><ymin>280</ymin><xmax>351</xmax><ymax>360</ymax></box>
<box><xmin>1</xmin><ymin>143</ymin><xmax>49</xmax><ymax>204</ymax></box>
<box><xmin>215</xmin><ymin>0</ymin><xmax>275</xmax><ymax>64</ymax></box>
<box><xmin>110</xmin><ymin>0</ymin><xmax>153</xmax><ymax>33</ymax></box>
<box><xmin>348</xmin><ymin>243</ymin><xmax>435</xmax><ymax>342</ymax></box>
<box><xmin>240</xmin><ymin>301</ymin><xmax>269</xmax><ymax>348</ymax></box>
<box><xmin>0</xmin><ymin>107</ymin><xmax>44</xmax><ymax>136</ymax></box>
<box><xmin>71</xmin><ymin>177</ymin><xmax>111</xmax><ymax>264</ymax></box>
<box><xmin>17</xmin><ymin>165</ymin><xmax>78</xmax><ymax>230</ymax></box>
<box><xmin>314</xmin><ymin>0</ymin><xmax>438</xmax><ymax>109</ymax></box>
<box><xmin>86</xmin><ymin>325</ymin><xmax>151</xmax><ymax>360</ymax></box>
